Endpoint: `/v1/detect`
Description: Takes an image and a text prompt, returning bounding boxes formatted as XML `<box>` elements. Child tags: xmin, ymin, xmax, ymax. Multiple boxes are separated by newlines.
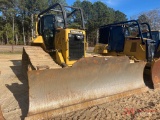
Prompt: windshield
<box><xmin>65</xmin><ymin>8</ymin><xmax>83</xmax><ymax>29</ymax></box>
<box><xmin>142</xmin><ymin>31</ymin><xmax>159</xmax><ymax>40</ymax></box>
<box><xmin>39</xmin><ymin>4</ymin><xmax>84</xmax><ymax>29</ymax></box>
<box><xmin>151</xmin><ymin>31</ymin><xmax>159</xmax><ymax>40</ymax></box>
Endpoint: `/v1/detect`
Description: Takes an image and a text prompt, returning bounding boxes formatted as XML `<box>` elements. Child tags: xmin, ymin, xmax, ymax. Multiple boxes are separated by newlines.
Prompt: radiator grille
<box><xmin>69</xmin><ymin>34</ymin><xmax>84</xmax><ymax>60</ymax></box>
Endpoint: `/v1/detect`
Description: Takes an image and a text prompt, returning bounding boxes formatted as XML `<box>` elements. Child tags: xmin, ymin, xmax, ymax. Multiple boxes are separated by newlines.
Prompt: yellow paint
<box><xmin>56</xmin><ymin>50</ymin><xmax>65</xmax><ymax>65</ymax></box>
<box><xmin>123</xmin><ymin>37</ymin><xmax>146</xmax><ymax>60</ymax></box>
<box><xmin>32</xmin><ymin>36</ymin><xmax>43</xmax><ymax>43</ymax></box>
<box><xmin>54</xmin><ymin>28</ymin><xmax>86</xmax><ymax>66</ymax></box>
<box><xmin>31</xmin><ymin>18</ymin><xmax>86</xmax><ymax>67</ymax></box>
<box><xmin>93</xmin><ymin>43</ymin><xmax>108</xmax><ymax>54</ymax></box>
<box><xmin>140</xmin><ymin>44</ymin><xmax>145</xmax><ymax>51</ymax></box>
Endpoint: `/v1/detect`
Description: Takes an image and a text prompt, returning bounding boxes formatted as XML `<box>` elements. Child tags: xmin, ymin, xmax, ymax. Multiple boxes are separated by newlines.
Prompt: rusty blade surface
<box><xmin>152</xmin><ymin>58</ymin><xmax>160</xmax><ymax>88</ymax></box>
<box><xmin>27</xmin><ymin>56</ymin><xmax>146</xmax><ymax>119</ymax></box>
<box><xmin>72</xmin><ymin>56</ymin><xmax>130</xmax><ymax>67</ymax></box>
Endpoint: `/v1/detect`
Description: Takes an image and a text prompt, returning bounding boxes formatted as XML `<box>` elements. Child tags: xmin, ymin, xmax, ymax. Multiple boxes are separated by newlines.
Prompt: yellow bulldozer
<box><xmin>94</xmin><ymin>20</ymin><xmax>160</xmax><ymax>89</ymax></box>
<box><xmin>22</xmin><ymin>4</ymin><xmax>158</xmax><ymax>119</ymax></box>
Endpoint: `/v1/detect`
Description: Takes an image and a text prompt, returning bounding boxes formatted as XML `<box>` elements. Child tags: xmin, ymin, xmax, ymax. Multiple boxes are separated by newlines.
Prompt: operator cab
<box><xmin>99</xmin><ymin>25</ymin><xmax>125</xmax><ymax>52</ymax></box>
<box><xmin>38</xmin><ymin>15</ymin><xmax>64</xmax><ymax>50</ymax></box>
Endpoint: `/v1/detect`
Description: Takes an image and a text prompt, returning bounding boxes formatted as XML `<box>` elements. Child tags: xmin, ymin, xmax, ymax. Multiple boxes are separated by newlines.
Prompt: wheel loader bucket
<box><xmin>152</xmin><ymin>58</ymin><xmax>160</xmax><ymax>88</ymax></box>
<box><xmin>25</xmin><ymin>56</ymin><xmax>147</xmax><ymax>120</ymax></box>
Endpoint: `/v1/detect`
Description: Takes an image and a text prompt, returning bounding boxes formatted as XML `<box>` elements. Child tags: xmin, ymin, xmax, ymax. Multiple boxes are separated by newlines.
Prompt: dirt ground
<box><xmin>0</xmin><ymin>53</ymin><xmax>160</xmax><ymax>120</ymax></box>
<box><xmin>0</xmin><ymin>53</ymin><xmax>28</xmax><ymax>120</ymax></box>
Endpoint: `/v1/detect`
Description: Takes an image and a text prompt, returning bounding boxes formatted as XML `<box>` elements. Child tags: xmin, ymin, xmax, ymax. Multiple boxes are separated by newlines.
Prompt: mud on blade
<box><xmin>26</xmin><ymin>56</ymin><xmax>147</xmax><ymax>120</ymax></box>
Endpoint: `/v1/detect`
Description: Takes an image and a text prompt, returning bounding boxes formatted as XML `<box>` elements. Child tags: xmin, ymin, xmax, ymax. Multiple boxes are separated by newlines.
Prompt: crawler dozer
<box><xmin>22</xmin><ymin>5</ymin><xmax>153</xmax><ymax>119</ymax></box>
<box><xmin>94</xmin><ymin>20</ymin><xmax>160</xmax><ymax>89</ymax></box>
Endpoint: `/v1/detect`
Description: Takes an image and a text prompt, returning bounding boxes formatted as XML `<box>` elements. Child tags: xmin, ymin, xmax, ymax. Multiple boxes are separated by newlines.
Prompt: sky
<box><xmin>66</xmin><ymin>0</ymin><xmax>160</xmax><ymax>19</ymax></box>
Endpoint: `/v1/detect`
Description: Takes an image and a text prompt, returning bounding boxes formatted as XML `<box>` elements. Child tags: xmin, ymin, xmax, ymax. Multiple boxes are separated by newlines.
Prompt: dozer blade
<box><xmin>25</xmin><ymin>56</ymin><xmax>147</xmax><ymax>120</ymax></box>
<box><xmin>152</xmin><ymin>58</ymin><xmax>160</xmax><ymax>88</ymax></box>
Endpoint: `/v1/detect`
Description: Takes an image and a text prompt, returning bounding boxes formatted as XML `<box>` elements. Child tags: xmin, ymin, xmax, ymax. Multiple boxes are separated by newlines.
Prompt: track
<box><xmin>22</xmin><ymin>46</ymin><xmax>61</xmax><ymax>72</ymax></box>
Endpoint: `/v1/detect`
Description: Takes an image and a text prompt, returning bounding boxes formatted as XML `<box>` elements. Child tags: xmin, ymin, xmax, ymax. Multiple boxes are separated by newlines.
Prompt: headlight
<box><xmin>75</xmin><ymin>35</ymin><xmax>84</xmax><ymax>40</ymax></box>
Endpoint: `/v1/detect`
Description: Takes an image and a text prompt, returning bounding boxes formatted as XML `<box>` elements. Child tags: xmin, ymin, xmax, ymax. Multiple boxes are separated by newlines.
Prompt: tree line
<box><xmin>135</xmin><ymin>9</ymin><xmax>160</xmax><ymax>31</ymax></box>
<box><xmin>1</xmin><ymin>0</ymin><xmax>160</xmax><ymax>46</ymax></box>
<box><xmin>0</xmin><ymin>0</ymin><xmax>127</xmax><ymax>45</ymax></box>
